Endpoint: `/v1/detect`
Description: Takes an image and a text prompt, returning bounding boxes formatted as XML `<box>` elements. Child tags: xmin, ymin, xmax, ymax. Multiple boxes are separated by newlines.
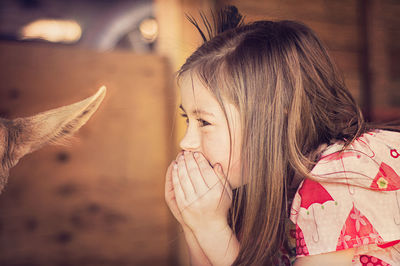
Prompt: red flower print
<box><xmin>370</xmin><ymin>162</ymin><xmax>400</xmax><ymax>191</ymax></box>
<box><xmin>337</xmin><ymin>233</ymin><xmax>352</xmax><ymax>249</ymax></box>
<box><xmin>359</xmin><ymin>254</ymin><xmax>389</xmax><ymax>266</ymax></box>
<box><xmin>298</xmin><ymin>179</ymin><xmax>334</xmax><ymax>209</ymax></box>
<box><xmin>350</xmin><ymin>208</ymin><xmax>367</xmax><ymax>232</ymax></box>
<box><xmin>295</xmin><ymin>225</ymin><xmax>309</xmax><ymax>256</ymax></box>
<box><xmin>368</xmin><ymin>231</ymin><xmax>381</xmax><ymax>243</ymax></box>
<box><xmin>354</xmin><ymin>235</ymin><xmax>369</xmax><ymax>247</ymax></box>
<box><xmin>336</xmin><ymin>205</ymin><xmax>383</xmax><ymax>251</ymax></box>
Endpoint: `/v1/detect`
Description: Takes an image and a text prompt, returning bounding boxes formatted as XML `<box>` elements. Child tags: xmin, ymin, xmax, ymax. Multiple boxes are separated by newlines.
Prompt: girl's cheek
<box><xmin>200</xmin><ymin>136</ymin><xmax>220</xmax><ymax>166</ymax></box>
<box><xmin>204</xmin><ymin>142</ymin><xmax>230</xmax><ymax>169</ymax></box>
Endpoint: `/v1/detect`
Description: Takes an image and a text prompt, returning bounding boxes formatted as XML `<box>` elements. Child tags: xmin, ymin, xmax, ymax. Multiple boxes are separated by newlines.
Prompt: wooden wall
<box><xmin>0</xmin><ymin>42</ymin><xmax>177</xmax><ymax>266</ymax></box>
<box><xmin>218</xmin><ymin>0</ymin><xmax>361</xmax><ymax>101</ymax></box>
<box><xmin>364</xmin><ymin>0</ymin><xmax>400</xmax><ymax>121</ymax></box>
<box><xmin>218</xmin><ymin>0</ymin><xmax>400</xmax><ymax>121</ymax></box>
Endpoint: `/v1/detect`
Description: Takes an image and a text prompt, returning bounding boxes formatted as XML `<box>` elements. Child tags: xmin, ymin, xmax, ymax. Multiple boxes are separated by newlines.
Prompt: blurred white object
<box><xmin>139</xmin><ymin>18</ymin><xmax>158</xmax><ymax>43</ymax></box>
<box><xmin>20</xmin><ymin>19</ymin><xmax>82</xmax><ymax>43</ymax></box>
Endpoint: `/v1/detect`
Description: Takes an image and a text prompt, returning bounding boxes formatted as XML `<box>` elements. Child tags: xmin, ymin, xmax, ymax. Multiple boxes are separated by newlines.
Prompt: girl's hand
<box><xmin>172</xmin><ymin>151</ymin><xmax>233</xmax><ymax>233</ymax></box>
<box><xmin>165</xmin><ymin>153</ymin><xmax>186</xmax><ymax>227</ymax></box>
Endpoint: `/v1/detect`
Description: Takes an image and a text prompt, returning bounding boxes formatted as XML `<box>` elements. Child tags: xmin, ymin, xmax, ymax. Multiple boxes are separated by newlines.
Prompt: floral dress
<box><xmin>290</xmin><ymin>130</ymin><xmax>400</xmax><ymax>265</ymax></box>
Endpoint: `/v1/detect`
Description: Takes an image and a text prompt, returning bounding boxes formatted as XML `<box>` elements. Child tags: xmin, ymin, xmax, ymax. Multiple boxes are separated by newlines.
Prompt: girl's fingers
<box><xmin>175</xmin><ymin>151</ymin><xmax>184</xmax><ymax>161</ymax></box>
<box><xmin>165</xmin><ymin>161</ymin><xmax>175</xmax><ymax>194</ymax></box>
<box><xmin>213</xmin><ymin>163</ymin><xmax>229</xmax><ymax>186</ymax></box>
<box><xmin>213</xmin><ymin>163</ymin><xmax>233</xmax><ymax>200</ymax></box>
<box><xmin>183</xmin><ymin>151</ymin><xmax>209</xmax><ymax>192</ymax></box>
<box><xmin>194</xmin><ymin>152</ymin><xmax>219</xmax><ymax>188</ymax></box>
<box><xmin>165</xmin><ymin>151</ymin><xmax>184</xmax><ymax>196</ymax></box>
<box><xmin>177</xmin><ymin>154</ymin><xmax>196</xmax><ymax>197</ymax></box>
<box><xmin>172</xmin><ymin>162</ymin><xmax>186</xmax><ymax>205</ymax></box>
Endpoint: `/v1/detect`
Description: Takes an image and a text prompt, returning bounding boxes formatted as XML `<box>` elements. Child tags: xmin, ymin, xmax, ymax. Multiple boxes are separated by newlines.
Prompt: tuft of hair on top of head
<box><xmin>185</xmin><ymin>5</ymin><xmax>244</xmax><ymax>43</ymax></box>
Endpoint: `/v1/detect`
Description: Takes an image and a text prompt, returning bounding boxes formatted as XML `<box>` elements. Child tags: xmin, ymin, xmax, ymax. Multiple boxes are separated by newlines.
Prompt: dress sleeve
<box><xmin>290</xmin><ymin>130</ymin><xmax>400</xmax><ymax>259</ymax></box>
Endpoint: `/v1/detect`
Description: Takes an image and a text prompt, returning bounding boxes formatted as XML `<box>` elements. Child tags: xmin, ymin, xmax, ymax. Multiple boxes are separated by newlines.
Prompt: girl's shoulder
<box><xmin>290</xmin><ymin>129</ymin><xmax>400</xmax><ymax>265</ymax></box>
<box><xmin>311</xmin><ymin>129</ymin><xmax>400</xmax><ymax>188</ymax></box>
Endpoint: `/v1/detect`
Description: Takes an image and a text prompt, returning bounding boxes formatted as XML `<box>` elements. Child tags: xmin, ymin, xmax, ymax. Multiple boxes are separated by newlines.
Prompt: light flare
<box><xmin>20</xmin><ymin>19</ymin><xmax>82</xmax><ymax>43</ymax></box>
<box><xmin>139</xmin><ymin>18</ymin><xmax>158</xmax><ymax>43</ymax></box>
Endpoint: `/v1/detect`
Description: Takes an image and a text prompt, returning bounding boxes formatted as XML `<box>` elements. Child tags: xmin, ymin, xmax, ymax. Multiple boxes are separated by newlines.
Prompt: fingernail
<box><xmin>173</xmin><ymin>162</ymin><xmax>178</xmax><ymax>169</ymax></box>
<box><xmin>179</xmin><ymin>154</ymin><xmax>184</xmax><ymax>160</ymax></box>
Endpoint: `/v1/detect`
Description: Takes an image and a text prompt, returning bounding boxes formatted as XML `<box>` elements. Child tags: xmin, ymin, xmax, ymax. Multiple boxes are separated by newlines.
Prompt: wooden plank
<box><xmin>225</xmin><ymin>0</ymin><xmax>358</xmax><ymax>24</ymax></box>
<box><xmin>217</xmin><ymin>0</ymin><xmax>359</xmax><ymax>52</ymax></box>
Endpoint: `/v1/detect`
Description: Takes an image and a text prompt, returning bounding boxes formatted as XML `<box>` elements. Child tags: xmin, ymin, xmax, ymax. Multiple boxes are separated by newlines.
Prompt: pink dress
<box><xmin>290</xmin><ymin>130</ymin><xmax>400</xmax><ymax>265</ymax></box>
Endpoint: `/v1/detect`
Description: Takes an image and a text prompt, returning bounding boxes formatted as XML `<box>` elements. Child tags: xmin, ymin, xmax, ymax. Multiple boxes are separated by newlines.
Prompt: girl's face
<box><xmin>179</xmin><ymin>74</ymin><xmax>243</xmax><ymax>188</ymax></box>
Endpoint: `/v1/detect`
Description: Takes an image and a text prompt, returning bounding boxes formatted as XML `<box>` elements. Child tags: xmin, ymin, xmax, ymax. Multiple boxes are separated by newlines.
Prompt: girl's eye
<box><xmin>197</xmin><ymin>118</ymin><xmax>211</xmax><ymax>127</ymax></box>
<box><xmin>180</xmin><ymin>113</ymin><xmax>211</xmax><ymax>127</ymax></box>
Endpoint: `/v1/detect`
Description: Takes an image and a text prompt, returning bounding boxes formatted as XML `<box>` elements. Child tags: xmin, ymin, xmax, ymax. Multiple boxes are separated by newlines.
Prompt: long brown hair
<box><xmin>178</xmin><ymin>7</ymin><xmax>370</xmax><ymax>265</ymax></box>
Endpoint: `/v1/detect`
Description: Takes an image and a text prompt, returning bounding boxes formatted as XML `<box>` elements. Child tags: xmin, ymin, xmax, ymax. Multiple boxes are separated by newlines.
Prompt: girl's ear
<box><xmin>9</xmin><ymin>86</ymin><xmax>106</xmax><ymax>164</ymax></box>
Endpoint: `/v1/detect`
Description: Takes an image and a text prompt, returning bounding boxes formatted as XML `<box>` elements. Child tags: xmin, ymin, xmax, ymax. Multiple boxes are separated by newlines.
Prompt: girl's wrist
<box><xmin>190</xmin><ymin>219</ymin><xmax>231</xmax><ymax>237</ymax></box>
<box><xmin>191</xmin><ymin>222</ymin><xmax>239</xmax><ymax>266</ymax></box>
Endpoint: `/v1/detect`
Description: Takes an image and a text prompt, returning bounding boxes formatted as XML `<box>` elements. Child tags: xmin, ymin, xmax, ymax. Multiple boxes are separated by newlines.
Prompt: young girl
<box><xmin>164</xmin><ymin>6</ymin><xmax>400</xmax><ymax>265</ymax></box>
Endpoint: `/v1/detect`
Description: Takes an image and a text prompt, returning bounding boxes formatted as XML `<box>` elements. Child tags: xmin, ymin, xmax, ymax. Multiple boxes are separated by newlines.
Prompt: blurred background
<box><xmin>0</xmin><ymin>0</ymin><xmax>399</xmax><ymax>265</ymax></box>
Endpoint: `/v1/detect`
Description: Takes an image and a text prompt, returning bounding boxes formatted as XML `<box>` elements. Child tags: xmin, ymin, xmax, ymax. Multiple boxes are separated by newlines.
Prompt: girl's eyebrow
<box><xmin>179</xmin><ymin>104</ymin><xmax>215</xmax><ymax>117</ymax></box>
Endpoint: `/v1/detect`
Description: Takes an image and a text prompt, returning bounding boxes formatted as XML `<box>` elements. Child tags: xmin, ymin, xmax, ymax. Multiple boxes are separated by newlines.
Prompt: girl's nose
<box><xmin>179</xmin><ymin>126</ymin><xmax>200</xmax><ymax>152</ymax></box>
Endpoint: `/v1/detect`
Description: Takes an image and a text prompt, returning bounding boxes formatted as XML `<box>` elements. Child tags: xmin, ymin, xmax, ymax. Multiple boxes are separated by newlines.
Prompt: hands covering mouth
<box><xmin>165</xmin><ymin>151</ymin><xmax>232</xmax><ymax>232</ymax></box>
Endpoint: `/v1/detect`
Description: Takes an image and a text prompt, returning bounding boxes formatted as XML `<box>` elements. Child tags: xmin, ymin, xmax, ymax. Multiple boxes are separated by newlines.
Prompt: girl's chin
<box><xmin>224</xmin><ymin>171</ymin><xmax>242</xmax><ymax>189</ymax></box>
<box><xmin>229</xmin><ymin>180</ymin><xmax>244</xmax><ymax>189</ymax></box>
